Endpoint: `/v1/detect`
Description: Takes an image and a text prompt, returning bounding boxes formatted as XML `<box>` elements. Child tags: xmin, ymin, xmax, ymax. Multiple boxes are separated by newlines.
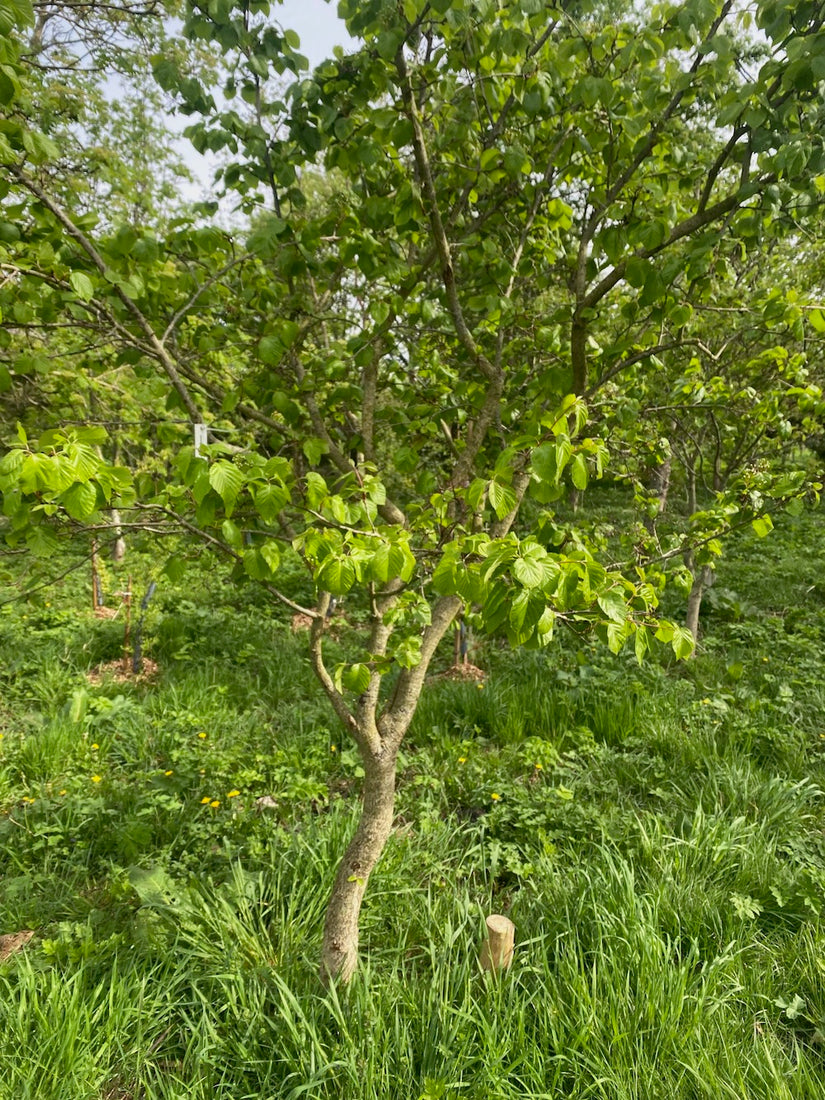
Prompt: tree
<box><xmin>2</xmin><ymin>0</ymin><xmax>825</xmax><ymax>981</ymax></box>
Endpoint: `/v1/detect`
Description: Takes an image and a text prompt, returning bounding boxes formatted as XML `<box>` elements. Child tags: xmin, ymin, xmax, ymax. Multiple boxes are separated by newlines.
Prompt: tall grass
<box><xmin>2</xmin><ymin>513</ymin><xmax>825</xmax><ymax>1096</ymax></box>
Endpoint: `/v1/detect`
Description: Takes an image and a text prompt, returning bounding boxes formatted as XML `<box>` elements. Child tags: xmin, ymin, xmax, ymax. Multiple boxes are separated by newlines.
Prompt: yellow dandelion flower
<box><xmin>491</xmin><ymin>792</ymin><xmax>501</xmax><ymax>801</ymax></box>
<box><xmin>0</xmin><ymin>734</ymin><xmax>4</xmax><ymax>740</ymax></box>
<box><xmin>330</xmin><ymin>745</ymin><xmax>337</xmax><ymax>753</ymax></box>
<box><xmin>200</xmin><ymin>796</ymin><xmax>211</xmax><ymax>804</ymax></box>
<box><xmin>534</xmin><ymin>763</ymin><xmax>543</xmax><ymax>770</ymax></box>
<box><xmin>164</xmin><ymin>770</ymin><xmax>173</xmax><ymax>776</ymax></box>
<box><xmin>91</xmin><ymin>743</ymin><xmax>99</xmax><ymax>750</ymax></box>
<box><xmin>227</xmin><ymin>789</ymin><xmax>240</xmax><ymax>798</ymax></box>
<box><xmin>458</xmin><ymin>756</ymin><xmax>467</xmax><ymax>764</ymax></box>
<box><xmin>59</xmin><ymin>790</ymin><xmax>67</xmax><ymax>796</ymax></box>
<box><xmin>198</xmin><ymin>732</ymin><xmax>207</xmax><ymax>739</ymax></box>
<box><xmin>210</xmin><ymin>800</ymin><xmax>220</xmax><ymax>808</ymax></box>
<box><xmin>91</xmin><ymin>775</ymin><xmax>102</xmax><ymax>783</ymax></box>
<box><xmin>477</xmin><ymin>683</ymin><xmax>484</xmax><ymax>689</ymax></box>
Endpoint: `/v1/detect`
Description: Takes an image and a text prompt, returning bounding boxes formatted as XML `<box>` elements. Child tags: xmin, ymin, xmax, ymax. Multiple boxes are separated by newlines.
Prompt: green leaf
<box><xmin>513</xmin><ymin>554</ymin><xmax>545</xmax><ymax>589</ymax></box>
<box><xmin>752</xmin><ymin>514</ymin><xmax>774</xmax><ymax>538</ymax></box>
<box><xmin>302</xmin><ymin>436</ymin><xmax>328</xmax><ymax>466</ymax></box>
<box><xmin>259</xmin><ymin>541</ymin><xmax>280</xmax><ymax>573</ymax></box>
<box><xmin>62</xmin><ymin>480</ymin><xmax>98</xmax><ymax>520</ymax></box>
<box><xmin>316</xmin><ymin>554</ymin><xmax>357</xmax><ymax>595</ymax></box>
<box><xmin>809</xmin><ymin>308</ymin><xmax>825</xmax><ymax>333</ymax></box>
<box><xmin>488</xmin><ymin>479</ymin><xmax>517</xmax><ymax>520</ymax></box>
<box><xmin>597</xmin><ymin>588</ymin><xmax>626</xmax><ymax>624</ymax></box>
<box><xmin>209</xmin><ymin>460</ymin><xmax>244</xmax><ymax>517</ymax></box>
<box><xmin>69</xmin><ymin>272</ymin><xmax>94</xmax><ymax>301</ymax></box>
<box><xmin>570</xmin><ymin>453</ymin><xmax>588</xmax><ymax>491</ymax></box>
<box><xmin>341</xmin><ymin>663</ymin><xmax>371</xmax><ymax>693</ymax></box>
<box><xmin>221</xmin><ymin>518</ymin><xmax>242</xmax><ymax>547</ymax></box>
<box><xmin>606</xmin><ymin>621</ymin><xmax>629</xmax><ymax>654</ymax></box>
<box><xmin>671</xmin><ymin>625</ymin><xmax>695</xmax><ymax>660</ymax></box>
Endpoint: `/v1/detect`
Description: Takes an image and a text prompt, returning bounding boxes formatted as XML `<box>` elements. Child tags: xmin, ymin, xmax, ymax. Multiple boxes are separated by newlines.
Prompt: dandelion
<box><xmin>58</xmin><ymin>790</ymin><xmax>67</xmax><ymax>796</ymax></box>
<box><xmin>210</xmin><ymin>800</ymin><xmax>220</xmax><ymax>809</ymax></box>
<box><xmin>198</xmin><ymin>732</ymin><xmax>207</xmax><ymax>739</ymax></box>
<box><xmin>91</xmin><ymin>743</ymin><xmax>99</xmax><ymax>750</ymax></box>
<box><xmin>477</xmin><ymin>683</ymin><xmax>484</xmax><ymax>690</ymax></box>
<box><xmin>164</xmin><ymin>769</ymin><xmax>173</xmax><ymax>776</ymax></box>
<box><xmin>458</xmin><ymin>756</ymin><xmax>467</xmax><ymax>764</ymax></box>
<box><xmin>91</xmin><ymin>775</ymin><xmax>102</xmax><ymax>783</ymax></box>
<box><xmin>491</xmin><ymin>792</ymin><xmax>501</xmax><ymax>801</ymax></box>
<box><xmin>534</xmin><ymin>763</ymin><xmax>543</xmax><ymax>770</ymax></box>
<box><xmin>330</xmin><ymin>745</ymin><xmax>337</xmax><ymax>753</ymax></box>
<box><xmin>227</xmin><ymin>789</ymin><xmax>240</xmax><ymax>798</ymax></box>
<box><xmin>701</xmin><ymin>698</ymin><xmax>711</xmax><ymax>705</ymax></box>
<box><xmin>22</xmin><ymin>796</ymin><xmax>35</xmax><ymax>804</ymax></box>
<box><xmin>200</xmin><ymin>796</ymin><xmax>211</xmax><ymax>804</ymax></box>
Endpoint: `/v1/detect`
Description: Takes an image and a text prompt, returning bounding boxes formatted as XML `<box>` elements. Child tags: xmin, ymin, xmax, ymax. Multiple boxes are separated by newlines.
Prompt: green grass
<box><xmin>2</xmin><ymin>511</ymin><xmax>825</xmax><ymax>1096</ymax></box>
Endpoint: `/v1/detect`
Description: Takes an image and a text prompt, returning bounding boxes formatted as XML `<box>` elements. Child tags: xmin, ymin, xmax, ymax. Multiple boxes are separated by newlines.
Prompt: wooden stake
<box><xmin>479</xmin><ymin>914</ymin><xmax>515</xmax><ymax>973</ymax></box>
<box><xmin>91</xmin><ymin>539</ymin><xmax>100</xmax><ymax>611</ymax></box>
<box><xmin>121</xmin><ymin>577</ymin><xmax>132</xmax><ymax>671</ymax></box>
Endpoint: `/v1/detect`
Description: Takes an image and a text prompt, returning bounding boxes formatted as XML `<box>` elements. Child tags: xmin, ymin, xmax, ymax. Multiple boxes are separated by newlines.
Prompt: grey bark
<box><xmin>111</xmin><ymin>508</ymin><xmax>126</xmax><ymax>562</ymax></box>
<box><xmin>686</xmin><ymin>563</ymin><xmax>713</xmax><ymax>642</ymax></box>
<box><xmin>320</xmin><ymin>749</ymin><xmax>398</xmax><ymax>984</ymax></box>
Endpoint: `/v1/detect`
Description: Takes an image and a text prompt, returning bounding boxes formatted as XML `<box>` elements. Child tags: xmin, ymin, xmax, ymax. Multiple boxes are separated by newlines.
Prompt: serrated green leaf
<box><xmin>69</xmin><ymin>271</ymin><xmax>94</xmax><ymax>301</ymax></box>
<box><xmin>62</xmin><ymin>480</ymin><xmax>98</xmax><ymax>520</ymax></box>
<box><xmin>671</xmin><ymin>625</ymin><xmax>695</xmax><ymax>660</ymax></box>
<box><xmin>513</xmin><ymin>554</ymin><xmax>545</xmax><ymax>588</ymax></box>
<box><xmin>342</xmin><ymin>663</ymin><xmax>371</xmax><ymax>693</ymax></box>
<box><xmin>316</xmin><ymin>554</ymin><xmax>357</xmax><ymax>595</ymax></box>
<box><xmin>606</xmin><ymin>620</ymin><xmax>629</xmax><ymax>654</ymax></box>
<box><xmin>597</xmin><ymin>588</ymin><xmax>627</xmax><ymax>624</ymax></box>
<box><xmin>488</xmin><ymin>479</ymin><xmax>517</xmax><ymax>520</ymax></box>
<box><xmin>209</xmin><ymin>460</ymin><xmax>244</xmax><ymax>517</ymax></box>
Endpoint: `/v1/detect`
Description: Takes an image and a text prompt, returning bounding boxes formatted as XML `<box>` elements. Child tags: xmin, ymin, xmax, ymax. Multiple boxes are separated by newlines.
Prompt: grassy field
<box><xmin>2</xmin><ymin>506</ymin><xmax>825</xmax><ymax>1098</ymax></box>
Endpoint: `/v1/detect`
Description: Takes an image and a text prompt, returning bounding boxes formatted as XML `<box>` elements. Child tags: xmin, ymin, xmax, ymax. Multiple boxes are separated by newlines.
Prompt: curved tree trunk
<box><xmin>320</xmin><ymin>748</ymin><xmax>397</xmax><ymax>984</ymax></box>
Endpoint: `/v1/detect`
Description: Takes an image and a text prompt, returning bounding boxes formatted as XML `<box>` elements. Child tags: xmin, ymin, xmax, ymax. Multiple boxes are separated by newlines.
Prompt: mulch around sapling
<box><xmin>86</xmin><ymin>658</ymin><xmax>161</xmax><ymax>686</ymax></box>
<box><xmin>0</xmin><ymin>931</ymin><xmax>34</xmax><ymax>963</ymax></box>
<box><xmin>434</xmin><ymin>662</ymin><xmax>487</xmax><ymax>682</ymax></box>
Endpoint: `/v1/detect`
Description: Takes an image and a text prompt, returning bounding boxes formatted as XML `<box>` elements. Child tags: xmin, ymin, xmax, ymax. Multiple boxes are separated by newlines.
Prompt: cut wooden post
<box><xmin>479</xmin><ymin>913</ymin><xmax>515</xmax><ymax>973</ymax></box>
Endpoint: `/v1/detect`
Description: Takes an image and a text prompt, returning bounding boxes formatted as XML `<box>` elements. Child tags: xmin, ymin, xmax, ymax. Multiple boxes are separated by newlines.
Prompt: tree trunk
<box><xmin>686</xmin><ymin>465</ymin><xmax>697</xmax><ymax>516</ymax></box>
<box><xmin>686</xmin><ymin>564</ymin><xmax>713</xmax><ymax>642</ymax></box>
<box><xmin>111</xmin><ymin>508</ymin><xmax>126</xmax><ymax>563</ymax></box>
<box><xmin>320</xmin><ymin>748</ymin><xmax>397</xmax><ymax>984</ymax></box>
<box><xmin>650</xmin><ymin>456</ymin><xmax>671</xmax><ymax>515</ymax></box>
<box><xmin>571</xmin><ymin>314</ymin><xmax>587</xmax><ymax>396</ymax></box>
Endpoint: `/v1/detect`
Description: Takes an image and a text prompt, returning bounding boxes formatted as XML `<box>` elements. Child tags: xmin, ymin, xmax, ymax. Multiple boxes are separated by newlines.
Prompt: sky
<box><xmin>276</xmin><ymin>0</ymin><xmax>355</xmax><ymax>66</ymax></box>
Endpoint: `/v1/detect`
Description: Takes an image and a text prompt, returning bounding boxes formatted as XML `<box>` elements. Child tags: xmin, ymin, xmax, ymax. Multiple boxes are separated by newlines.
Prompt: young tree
<box><xmin>2</xmin><ymin>0</ymin><xmax>825</xmax><ymax>981</ymax></box>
